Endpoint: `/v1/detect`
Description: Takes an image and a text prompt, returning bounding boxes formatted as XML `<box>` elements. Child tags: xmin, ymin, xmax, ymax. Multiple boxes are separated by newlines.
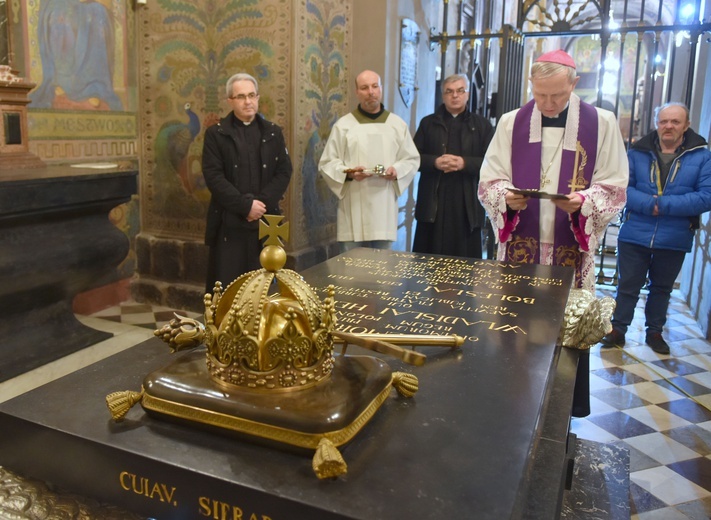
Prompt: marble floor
<box><xmin>571</xmin><ymin>286</ymin><xmax>711</xmax><ymax>519</ymax></box>
<box><xmin>2</xmin><ymin>286</ymin><xmax>711</xmax><ymax>518</ymax></box>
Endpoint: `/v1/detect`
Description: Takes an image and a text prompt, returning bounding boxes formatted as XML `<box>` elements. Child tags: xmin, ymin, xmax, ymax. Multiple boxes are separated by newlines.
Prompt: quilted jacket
<box><xmin>618</xmin><ymin>128</ymin><xmax>711</xmax><ymax>252</ymax></box>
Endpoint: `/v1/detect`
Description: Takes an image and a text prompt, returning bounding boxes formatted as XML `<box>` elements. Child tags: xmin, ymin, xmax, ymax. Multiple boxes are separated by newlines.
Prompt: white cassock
<box><xmin>319</xmin><ymin>111</ymin><xmax>420</xmax><ymax>242</ymax></box>
<box><xmin>478</xmin><ymin>94</ymin><xmax>629</xmax><ymax>292</ymax></box>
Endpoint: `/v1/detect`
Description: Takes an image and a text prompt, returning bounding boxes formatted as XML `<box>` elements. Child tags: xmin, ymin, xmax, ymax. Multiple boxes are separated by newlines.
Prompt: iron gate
<box><xmin>430</xmin><ymin>0</ymin><xmax>711</xmax><ymax>285</ymax></box>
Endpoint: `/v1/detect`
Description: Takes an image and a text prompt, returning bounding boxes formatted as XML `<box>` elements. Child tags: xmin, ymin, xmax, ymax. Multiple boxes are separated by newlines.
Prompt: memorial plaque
<box><xmin>305</xmin><ymin>248</ymin><xmax>570</xmax><ymax>348</ymax></box>
<box><xmin>398</xmin><ymin>18</ymin><xmax>419</xmax><ymax>108</ymax></box>
<box><xmin>0</xmin><ymin>249</ymin><xmax>577</xmax><ymax>520</ymax></box>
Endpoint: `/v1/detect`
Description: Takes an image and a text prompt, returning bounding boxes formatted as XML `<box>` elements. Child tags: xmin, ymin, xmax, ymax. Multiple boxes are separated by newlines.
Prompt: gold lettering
<box><xmin>118</xmin><ymin>471</ymin><xmax>178</xmax><ymax>506</ymax></box>
<box><xmin>337</xmin><ymin>301</ymin><xmax>369</xmax><ymax>312</ymax></box>
<box><xmin>197</xmin><ymin>497</ymin><xmax>244</xmax><ymax>520</ymax></box>
<box><xmin>161</xmin><ymin>484</ymin><xmax>176</xmax><ymax>503</ymax></box>
<box><xmin>376</xmin><ymin>279</ymin><xmax>402</xmax><ymax>286</ymax></box>
<box><xmin>119</xmin><ymin>471</ymin><xmax>130</xmax><ymax>491</ymax></box>
<box><xmin>494</xmin><ymin>324</ymin><xmax>527</xmax><ymax>333</ymax></box>
<box><xmin>338</xmin><ymin>325</ymin><xmax>377</xmax><ymax>334</ymax></box>
<box><xmin>198</xmin><ymin>497</ymin><xmax>212</xmax><ymax>517</ymax></box>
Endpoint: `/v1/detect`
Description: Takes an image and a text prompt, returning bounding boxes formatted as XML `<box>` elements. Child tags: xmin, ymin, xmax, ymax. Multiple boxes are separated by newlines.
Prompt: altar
<box><xmin>0</xmin><ymin>248</ymin><xmax>579</xmax><ymax>519</ymax></box>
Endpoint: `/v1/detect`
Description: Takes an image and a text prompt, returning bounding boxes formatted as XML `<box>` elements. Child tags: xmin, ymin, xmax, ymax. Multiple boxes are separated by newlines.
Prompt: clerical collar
<box><xmin>358</xmin><ymin>104</ymin><xmax>385</xmax><ymax>120</ymax></box>
<box><xmin>542</xmin><ymin>106</ymin><xmax>568</xmax><ymax>127</ymax></box>
<box><xmin>445</xmin><ymin>109</ymin><xmax>466</xmax><ymax>119</ymax></box>
<box><xmin>232</xmin><ymin>115</ymin><xmax>255</xmax><ymax>127</ymax></box>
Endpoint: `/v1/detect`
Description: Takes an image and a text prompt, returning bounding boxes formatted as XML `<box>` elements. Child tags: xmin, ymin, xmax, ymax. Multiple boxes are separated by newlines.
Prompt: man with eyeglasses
<box><xmin>412</xmin><ymin>74</ymin><xmax>494</xmax><ymax>258</ymax></box>
<box><xmin>202</xmin><ymin>72</ymin><xmax>292</xmax><ymax>292</ymax></box>
<box><xmin>478</xmin><ymin>50</ymin><xmax>628</xmax><ymax>417</ymax></box>
<box><xmin>601</xmin><ymin>103</ymin><xmax>711</xmax><ymax>354</ymax></box>
<box><xmin>319</xmin><ymin>70</ymin><xmax>420</xmax><ymax>253</ymax></box>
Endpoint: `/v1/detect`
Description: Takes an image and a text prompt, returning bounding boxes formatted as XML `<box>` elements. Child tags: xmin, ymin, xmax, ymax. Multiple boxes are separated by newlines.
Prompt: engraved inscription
<box><xmin>119</xmin><ymin>471</ymin><xmax>178</xmax><ymax>506</ymax></box>
<box><xmin>198</xmin><ymin>496</ymin><xmax>273</xmax><ymax>520</ymax></box>
<box><xmin>306</xmin><ymin>250</ymin><xmax>570</xmax><ymax>344</ymax></box>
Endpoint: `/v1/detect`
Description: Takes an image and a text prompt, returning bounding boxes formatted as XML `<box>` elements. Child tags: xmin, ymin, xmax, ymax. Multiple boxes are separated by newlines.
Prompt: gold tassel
<box><xmin>106</xmin><ymin>390</ymin><xmax>144</xmax><ymax>421</ymax></box>
<box><xmin>391</xmin><ymin>372</ymin><xmax>419</xmax><ymax>397</ymax></box>
<box><xmin>312</xmin><ymin>438</ymin><xmax>347</xmax><ymax>479</ymax></box>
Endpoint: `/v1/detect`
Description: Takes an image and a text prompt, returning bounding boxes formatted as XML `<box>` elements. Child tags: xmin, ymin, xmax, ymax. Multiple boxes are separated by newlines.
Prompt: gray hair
<box><xmin>225</xmin><ymin>73</ymin><xmax>258</xmax><ymax>97</ymax></box>
<box><xmin>654</xmin><ymin>102</ymin><xmax>690</xmax><ymax>125</ymax></box>
<box><xmin>441</xmin><ymin>74</ymin><xmax>469</xmax><ymax>93</ymax></box>
<box><xmin>530</xmin><ymin>61</ymin><xmax>577</xmax><ymax>83</ymax></box>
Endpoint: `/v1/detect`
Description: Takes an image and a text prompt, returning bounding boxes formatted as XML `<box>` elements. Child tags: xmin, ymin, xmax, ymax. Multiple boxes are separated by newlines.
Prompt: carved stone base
<box><xmin>0</xmin><ymin>166</ymin><xmax>137</xmax><ymax>382</ymax></box>
<box><xmin>0</xmin><ymin>151</ymin><xmax>44</xmax><ymax>169</ymax></box>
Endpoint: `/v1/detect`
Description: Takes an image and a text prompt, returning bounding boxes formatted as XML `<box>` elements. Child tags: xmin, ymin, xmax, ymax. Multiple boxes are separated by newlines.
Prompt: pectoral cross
<box><xmin>259</xmin><ymin>214</ymin><xmax>290</xmax><ymax>246</ymax></box>
<box><xmin>568</xmin><ymin>141</ymin><xmax>589</xmax><ymax>192</ymax></box>
<box><xmin>540</xmin><ymin>176</ymin><xmax>551</xmax><ymax>189</ymax></box>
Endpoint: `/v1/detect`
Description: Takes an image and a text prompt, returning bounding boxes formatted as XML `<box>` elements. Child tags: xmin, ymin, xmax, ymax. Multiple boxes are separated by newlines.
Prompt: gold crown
<box><xmin>202</xmin><ymin>244</ymin><xmax>337</xmax><ymax>392</ymax></box>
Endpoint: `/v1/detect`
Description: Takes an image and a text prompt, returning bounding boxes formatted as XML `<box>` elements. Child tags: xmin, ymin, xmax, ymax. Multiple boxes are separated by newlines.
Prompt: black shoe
<box><xmin>600</xmin><ymin>329</ymin><xmax>625</xmax><ymax>348</ymax></box>
<box><xmin>646</xmin><ymin>332</ymin><xmax>670</xmax><ymax>354</ymax></box>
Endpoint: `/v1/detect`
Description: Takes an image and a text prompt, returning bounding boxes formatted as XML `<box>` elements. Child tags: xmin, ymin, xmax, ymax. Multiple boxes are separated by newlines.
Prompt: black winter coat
<box><xmin>413</xmin><ymin>105</ymin><xmax>494</xmax><ymax>230</ymax></box>
<box><xmin>202</xmin><ymin>112</ymin><xmax>292</xmax><ymax>245</ymax></box>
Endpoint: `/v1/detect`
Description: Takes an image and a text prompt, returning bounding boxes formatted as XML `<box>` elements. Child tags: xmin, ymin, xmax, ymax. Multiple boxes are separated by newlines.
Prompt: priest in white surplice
<box><xmin>319</xmin><ymin>70</ymin><xmax>420</xmax><ymax>252</ymax></box>
<box><xmin>478</xmin><ymin>50</ymin><xmax>628</xmax><ymax>417</ymax></box>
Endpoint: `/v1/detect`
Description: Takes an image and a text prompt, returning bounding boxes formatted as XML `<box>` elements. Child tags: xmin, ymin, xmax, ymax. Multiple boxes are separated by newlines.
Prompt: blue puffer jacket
<box><xmin>618</xmin><ymin>128</ymin><xmax>711</xmax><ymax>252</ymax></box>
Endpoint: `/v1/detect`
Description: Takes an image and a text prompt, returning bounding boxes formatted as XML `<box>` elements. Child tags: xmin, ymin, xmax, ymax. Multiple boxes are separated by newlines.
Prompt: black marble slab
<box><xmin>0</xmin><ymin>165</ymin><xmax>137</xmax><ymax>381</ymax></box>
<box><xmin>561</xmin><ymin>439</ymin><xmax>630</xmax><ymax>519</ymax></box>
<box><xmin>0</xmin><ymin>249</ymin><xmax>578</xmax><ymax>519</ymax></box>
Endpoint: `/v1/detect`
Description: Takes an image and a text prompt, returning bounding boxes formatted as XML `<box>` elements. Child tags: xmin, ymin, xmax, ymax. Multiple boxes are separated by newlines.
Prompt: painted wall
<box><xmin>130</xmin><ymin>0</ymin><xmax>358</xmax><ymax>309</ymax></box>
<box><xmin>24</xmin><ymin>0</ymin><xmax>138</xmax><ymax>161</ymax></box>
<box><xmin>129</xmin><ymin>0</ymin><xmax>444</xmax><ymax>309</ymax></box>
<box><xmin>16</xmin><ymin>0</ymin><xmax>140</xmax><ymax>288</ymax></box>
<box><xmin>350</xmin><ymin>0</ymin><xmax>440</xmax><ymax>252</ymax></box>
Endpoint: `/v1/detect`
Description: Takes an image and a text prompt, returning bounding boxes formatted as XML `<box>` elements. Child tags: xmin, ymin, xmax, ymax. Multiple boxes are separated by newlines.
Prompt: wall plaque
<box><xmin>398</xmin><ymin>18</ymin><xmax>419</xmax><ymax>108</ymax></box>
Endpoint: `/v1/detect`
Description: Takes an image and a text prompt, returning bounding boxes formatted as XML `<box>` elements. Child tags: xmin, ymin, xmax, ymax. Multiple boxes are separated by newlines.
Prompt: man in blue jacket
<box><xmin>601</xmin><ymin>103</ymin><xmax>711</xmax><ymax>354</ymax></box>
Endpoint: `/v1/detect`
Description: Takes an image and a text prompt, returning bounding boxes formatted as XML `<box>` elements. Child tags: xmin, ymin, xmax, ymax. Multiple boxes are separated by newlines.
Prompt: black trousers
<box><xmin>205</xmin><ymin>226</ymin><xmax>261</xmax><ymax>294</ymax></box>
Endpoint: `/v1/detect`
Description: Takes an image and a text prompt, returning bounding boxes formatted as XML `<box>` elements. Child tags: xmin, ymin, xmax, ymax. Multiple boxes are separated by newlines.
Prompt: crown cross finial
<box><xmin>259</xmin><ymin>214</ymin><xmax>290</xmax><ymax>247</ymax></box>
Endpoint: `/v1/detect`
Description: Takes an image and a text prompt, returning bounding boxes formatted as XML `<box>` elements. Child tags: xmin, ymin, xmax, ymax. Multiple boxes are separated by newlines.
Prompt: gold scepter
<box><xmin>331</xmin><ymin>332</ymin><xmax>464</xmax><ymax>365</ymax></box>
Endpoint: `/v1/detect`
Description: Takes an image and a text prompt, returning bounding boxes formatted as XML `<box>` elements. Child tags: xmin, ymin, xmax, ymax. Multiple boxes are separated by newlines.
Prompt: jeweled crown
<box><xmin>202</xmin><ymin>216</ymin><xmax>337</xmax><ymax>392</ymax></box>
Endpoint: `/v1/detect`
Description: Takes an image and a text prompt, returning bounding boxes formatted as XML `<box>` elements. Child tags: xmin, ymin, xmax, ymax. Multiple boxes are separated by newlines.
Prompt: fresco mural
<box><xmin>140</xmin><ymin>0</ymin><xmax>290</xmax><ymax>238</ymax></box>
<box><xmin>26</xmin><ymin>0</ymin><xmax>136</xmax><ymax>152</ymax></box>
<box><xmin>29</xmin><ymin>0</ymin><xmax>123</xmax><ymax>110</ymax></box>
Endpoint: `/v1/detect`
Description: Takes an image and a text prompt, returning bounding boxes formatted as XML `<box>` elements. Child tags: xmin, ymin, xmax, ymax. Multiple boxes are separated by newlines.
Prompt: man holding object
<box><xmin>478</xmin><ymin>50</ymin><xmax>628</xmax><ymax>416</ymax></box>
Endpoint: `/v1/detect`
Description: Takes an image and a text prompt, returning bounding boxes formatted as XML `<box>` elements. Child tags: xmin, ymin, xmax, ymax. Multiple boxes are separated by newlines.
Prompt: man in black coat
<box><xmin>202</xmin><ymin>73</ymin><xmax>292</xmax><ymax>293</ymax></box>
<box><xmin>412</xmin><ymin>74</ymin><xmax>494</xmax><ymax>257</ymax></box>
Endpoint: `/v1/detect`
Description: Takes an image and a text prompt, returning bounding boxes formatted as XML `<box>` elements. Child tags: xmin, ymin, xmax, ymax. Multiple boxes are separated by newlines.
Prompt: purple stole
<box><xmin>508</xmin><ymin>97</ymin><xmax>598</xmax><ymax>285</ymax></box>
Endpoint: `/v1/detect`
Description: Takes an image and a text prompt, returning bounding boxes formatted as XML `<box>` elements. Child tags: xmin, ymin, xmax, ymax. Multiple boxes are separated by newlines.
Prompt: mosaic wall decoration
<box><xmin>291</xmin><ymin>0</ymin><xmax>350</xmax><ymax>250</ymax></box>
<box><xmin>139</xmin><ymin>0</ymin><xmax>291</xmax><ymax>239</ymax></box>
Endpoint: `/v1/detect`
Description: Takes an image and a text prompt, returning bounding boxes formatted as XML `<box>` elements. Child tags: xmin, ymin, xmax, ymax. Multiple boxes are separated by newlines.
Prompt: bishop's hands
<box><xmin>506</xmin><ymin>190</ymin><xmax>529</xmax><ymax>211</ymax></box>
<box><xmin>552</xmin><ymin>193</ymin><xmax>583</xmax><ymax>214</ymax></box>
<box><xmin>505</xmin><ymin>191</ymin><xmax>584</xmax><ymax>213</ymax></box>
<box><xmin>435</xmin><ymin>154</ymin><xmax>465</xmax><ymax>173</ymax></box>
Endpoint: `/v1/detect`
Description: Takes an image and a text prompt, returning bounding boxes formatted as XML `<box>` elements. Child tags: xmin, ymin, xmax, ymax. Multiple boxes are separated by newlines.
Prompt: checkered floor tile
<box><xmin>570</xmin><ymin>286</ymin><xmax>711</xmax><ymax>519</ymax></box>
<box><xmin>89</xmin><ymin>301</ymin><xmax>201</xmax><ymax>330</ymax></box>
